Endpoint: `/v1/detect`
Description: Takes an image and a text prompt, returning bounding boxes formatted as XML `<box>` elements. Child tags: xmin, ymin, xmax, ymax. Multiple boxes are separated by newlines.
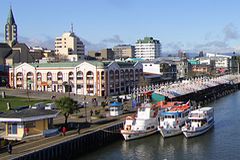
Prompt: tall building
<box><xmin>4</xmin><ymin>7</ymin><xmax>17</xmax><ymax>47</ymax></box>
<box><xmin>135</xmin><ymin>37</ymin><xmax>161</xmax><ymax>60</ymax></box>
<box><xmin>55</xmin><ymin>32</ymin><xmax>85</xmax><ymax>61</ymax></box>
<box><xmin>112</xmin><ymin>44</ymin><xmax>135</xmax><ymax>59</ymax></box>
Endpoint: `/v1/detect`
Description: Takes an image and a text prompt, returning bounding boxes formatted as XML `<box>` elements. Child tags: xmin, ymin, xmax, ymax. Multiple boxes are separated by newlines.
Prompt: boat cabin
<box><xmin>0</xmin><ymin>109</ymin><xmax>59</xmax><ymax>141</ymax></box>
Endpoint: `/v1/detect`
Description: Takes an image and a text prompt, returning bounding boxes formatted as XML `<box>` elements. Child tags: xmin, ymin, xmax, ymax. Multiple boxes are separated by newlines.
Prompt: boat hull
<box><xmin>182</xmin><ymin>122</ymin><xmax>214</xmax><ymax>138</ymax></box>
<box><xmin>121</xmin><ymin>129</ymin><xmax>157</xmax><ymax>141</ymax></box>
<box><xmin>159</xmin><ymin>127</ymin><xmax>182</xmax><ymax>138</ymax></box>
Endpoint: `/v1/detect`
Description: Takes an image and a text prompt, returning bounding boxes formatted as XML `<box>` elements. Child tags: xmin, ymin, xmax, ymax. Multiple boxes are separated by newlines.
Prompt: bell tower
<box><xmin>5</xmin><ymin>6</ymin><xmax>17</xmax><ymax>47</ymax></box>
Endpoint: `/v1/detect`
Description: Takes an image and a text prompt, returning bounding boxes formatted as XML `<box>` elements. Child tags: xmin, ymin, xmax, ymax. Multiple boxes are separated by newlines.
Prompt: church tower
<box><xmin>5</xmin><ymin>6</ymin><xmax>17</xmax><ymax>47</ymax></box>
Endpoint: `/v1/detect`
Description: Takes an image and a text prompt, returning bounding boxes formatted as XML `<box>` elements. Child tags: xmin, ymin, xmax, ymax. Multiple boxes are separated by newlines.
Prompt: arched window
<box><xmin>57</xmin><ymin>72</ymin><xmax>63</xmax><ymax>81</ymax></box>
<box><xmin>101</xmin><ymin>71</ymin><xmax>104</xmax><ymax>80</ymax></box>
<box><xmin>115</xmin><ymin>70</ymin><xmax>119</xmax><ymax>80</ymax></box>
<box><xmin>37</xmin><ymin>72</ymin><xmax>42</xmax><ymax>81</ymax></box>
<box><xmin>26</xmin><ymin>72</ymin><xmax>33</xmax><ymax>81</ymax></box>
<box><xmin>109</xmin><ymin>70</ymin><xmax>114</xmax><ymax>80</ymax></box>
<box><xmin>47</xmin><ymin>72</ymin><xmax>52</xmax><ymax>81</ymax></box>
<box><xmin>77</xmin><ymin>71</ymin><xmax>83</xmax><ymax>80</ymax></box>
<box><xmin>69</xmin><ymin>72</ymin><xmax>74</xmax><ymax>80</ymax></box>
<box><xmin>16</xmin><ymin>72</ymin><xmax>23</xmax><ymax>81</ymax></box>
<box><xmin>125</xmin><ymin>70</ymin><xmax>129</xmax><ymax>79</ymax></box>
<box><xmin>86</xmin><ymin>71</ymin><xmax>94</xmax><ymax>80</ymax></box>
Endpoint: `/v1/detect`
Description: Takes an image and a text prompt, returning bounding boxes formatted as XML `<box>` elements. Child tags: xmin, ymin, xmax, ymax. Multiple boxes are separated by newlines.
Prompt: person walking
<box><xmin>77</xmin><ymin>124</ymin><xmax>81</xmax><ymax>135</ymax></box>
<box><xmin>7</xmin><ymin>142</ymin><xmax>12</xmax><ymax>154</ymax></box>
<box><xmin>90</xmin><ymin>109</ymin><xmax>93</xmax><ymax>116</ymax></box>
<box><xmin>62</xmin><ymin>126</ymin><xmax>67</xmax><ymax>136</ymax></box>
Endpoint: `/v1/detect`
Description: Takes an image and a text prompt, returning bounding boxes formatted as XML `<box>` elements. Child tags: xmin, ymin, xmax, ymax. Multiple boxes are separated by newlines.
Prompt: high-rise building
<box><xmin>135</xmin><ymin>37</ymin><xmax>161</xmax><ymax>60</ymax></box>
<box><xmin>55</xmin><ymin>31</ymin><xmax>85</xmax><ymax>61</ymax></box>
<box><xmin>4</xmin><ymin>7</ymin><xmax>17</xmax><ymax>47</ymax></box>
<box><xmin>112</xmin><ymin>44</ymin><xmax>135</xmax><ymax>59</ymax></box>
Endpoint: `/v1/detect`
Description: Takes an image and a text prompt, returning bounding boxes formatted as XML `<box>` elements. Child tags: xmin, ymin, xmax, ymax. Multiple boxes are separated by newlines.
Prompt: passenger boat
<box><xmin>182</xmin><ymin>107</ymin><xmax>214</xmax><ymax>138</ymax></box>
<box><xmin>158</xmin><ymin>101</ymin><xmax>191</xmax><ymax>138</ymax></box>
<box><xmin>121</xmin><ymin>103</ymin><xmax>159</xmax><ymax>141</ymax></box>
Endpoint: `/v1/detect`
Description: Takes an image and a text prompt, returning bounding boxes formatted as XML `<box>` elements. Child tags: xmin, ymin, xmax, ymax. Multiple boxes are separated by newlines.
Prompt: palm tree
<box><xmin>55</xmin><ymin>96</ymin><xmax>78</xmax><ymax>127</ymax></box>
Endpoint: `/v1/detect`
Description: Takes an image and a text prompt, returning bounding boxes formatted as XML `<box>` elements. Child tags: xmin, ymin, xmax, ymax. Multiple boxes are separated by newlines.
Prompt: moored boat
<box><xmin>121</xmin><ymin>103</ymin><xmax>158</xmax><ymax>141</ymax></box>
<box><xmin>158</xmin><ymin>101</ymin><xmax>191</xmax><ymax>138</ymax></box>
<box><xmin>182</xmin><ymin>107</ymin><xmax>214</xmax><ymax>138</ymax></box>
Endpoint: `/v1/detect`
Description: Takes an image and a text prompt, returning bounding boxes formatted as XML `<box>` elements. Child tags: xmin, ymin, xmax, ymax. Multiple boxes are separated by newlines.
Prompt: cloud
<box><xmin>223</xmin><ymin>23</ymin><xmax>239</xmax><ymax>41</ymax></box>
<box><xmin>101</xmin><ymin>35</ymin><xmax>124</xmax><ymax>44</ymax></box>
<box><xmin>80</xmin><ymin>38</ymin><xmax>107</xmax><ymax>52</ymax></box>
<box><xmin>18</xmin><ymin>36</ymin><xmax>55</xmax><ymax>49</ymax></box>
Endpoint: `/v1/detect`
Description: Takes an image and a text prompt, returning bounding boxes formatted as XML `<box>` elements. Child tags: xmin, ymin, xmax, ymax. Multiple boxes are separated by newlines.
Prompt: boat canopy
<box><xmin>161</xmin><ymin>111</ymin><xmax>182</xmax><ymax>117</ymax></box>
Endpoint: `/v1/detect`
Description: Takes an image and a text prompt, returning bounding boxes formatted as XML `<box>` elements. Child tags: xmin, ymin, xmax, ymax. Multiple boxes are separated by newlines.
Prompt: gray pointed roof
<box><xmin>7</xmin><ymin>7</ymin><xmax>16</xmax><ymax>25</ymax></box>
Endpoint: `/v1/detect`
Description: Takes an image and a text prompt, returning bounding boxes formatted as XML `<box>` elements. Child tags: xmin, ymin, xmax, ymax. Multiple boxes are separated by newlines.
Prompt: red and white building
<box><xmin>9</xmin><ymin>61</ymin><xmax>143</xmax><ymax>96</ymax></box>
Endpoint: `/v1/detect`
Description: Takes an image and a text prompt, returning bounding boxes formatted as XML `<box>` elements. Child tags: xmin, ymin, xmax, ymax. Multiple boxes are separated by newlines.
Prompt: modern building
<box><xmin>112</xmin><ymin>45</ymin><xmax>135</xmax><ymax>59</ymax></box>
<box><xmin>142</xmin><ymin>60</ymin><xmax>177</xmax><ymax>81</ymax></box>
<box><xmin>9</xmin><ymin>61</ymin><xmax>143</xmax><ymax>96</ymax></box>
<box><xmin>55</xmin><ymin>32</ymin><xmax>85</xmax><ymax>61</ymax></box>
<box><xmin>135</xmin><ymin>37</ymin><xmax>161</xmax><ymax>60</ymax></box>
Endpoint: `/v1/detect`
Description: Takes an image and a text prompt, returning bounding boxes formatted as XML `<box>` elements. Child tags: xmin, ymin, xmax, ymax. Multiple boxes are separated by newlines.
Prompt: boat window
<box><xmin>146</xmin><ymin>127</ymin><xmax>150</xmax><ymax>130</ymax></box>
<box><xmin>151</xmin><ymin>126</ymin><xmax>154</xmax><ymax>129</ymax></box>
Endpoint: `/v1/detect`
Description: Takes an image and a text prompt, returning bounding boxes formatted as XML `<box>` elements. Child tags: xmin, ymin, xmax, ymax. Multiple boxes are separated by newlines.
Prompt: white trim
<box><xmin>0</xmin><ymin>113</ymin><xmax>58</xmax><ymax>122</ymax></box>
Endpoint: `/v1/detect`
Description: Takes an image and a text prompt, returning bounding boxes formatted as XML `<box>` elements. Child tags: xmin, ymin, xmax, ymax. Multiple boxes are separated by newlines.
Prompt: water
<box><xmin>79</xmin><ymin>91</ymin><xmax>240</xmax><ymax>160</ymax></box>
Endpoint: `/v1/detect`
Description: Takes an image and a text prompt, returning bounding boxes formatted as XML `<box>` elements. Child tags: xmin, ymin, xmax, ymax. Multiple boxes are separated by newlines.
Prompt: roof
<box><xmin>0</xmin><ymin>43</ymin><xmax>11</xmax><ymax>48</ymax></box>
<box><xmin>136</xmin><ymin>37</ymin><xmax>160</xmax><ymax>44</ymax></box>
<box><xmin>14</xmin><ymin>61</ymin><xmax>138</xmax><ymax>69</ymax></box>
<box><xmin>7</xmin><ymin>7</ymin><xmax>16</xmax><ymax>25</ymax></box>
<box><xmin>0</xmin><ymin>109</ymin><xmax>59</xmax><ymax>122</ymax></box>
<box><xmin>190</xmin><ymin>107</ymin><xmax>213</xmax><ymax>113</ymax></box>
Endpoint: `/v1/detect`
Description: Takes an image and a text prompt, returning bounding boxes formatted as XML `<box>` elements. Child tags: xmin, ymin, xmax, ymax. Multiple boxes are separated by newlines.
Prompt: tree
<box><xmin>55</xmin><ymin>96</ymin><xmax>78</xmax><ymax>127</ymax></box>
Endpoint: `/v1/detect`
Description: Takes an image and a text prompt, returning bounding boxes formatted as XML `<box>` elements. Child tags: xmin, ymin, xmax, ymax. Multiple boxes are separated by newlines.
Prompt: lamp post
<box><xmin>83</xmin><ymin>96</ymin><xmax>88</xmax><ymax>123</ymax></box>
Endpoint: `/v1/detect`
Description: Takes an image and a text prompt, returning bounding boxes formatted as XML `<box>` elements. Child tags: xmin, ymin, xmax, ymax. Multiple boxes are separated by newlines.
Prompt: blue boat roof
<box><xmin>109</xmin><ymin>102</ymin><xmax>122</xmax><ymax>107</ymax></box>
<box><xmin>161</xmin><ymin>111</ymin><xmax>182</xmax><ymax>117</ymax></box>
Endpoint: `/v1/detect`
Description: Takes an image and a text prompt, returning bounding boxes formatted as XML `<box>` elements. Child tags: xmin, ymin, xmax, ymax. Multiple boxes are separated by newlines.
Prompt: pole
<box><xmin>84</xmin><ymin>96</ymin><xmax>87</xmax><ymax>122</ymax></box>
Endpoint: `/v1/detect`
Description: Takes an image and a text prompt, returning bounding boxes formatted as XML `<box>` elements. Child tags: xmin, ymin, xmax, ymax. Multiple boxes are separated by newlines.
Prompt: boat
<box><xmin>158</xmin><ymin>101</ymin><xmax>191</xmax><ymax>138</ymax></box>
<box><xmin>182</xmin><ymin>107</ymin><xmax>214</xmax><ymax>138</ymax></box>
<box><xmin>121</xmin><ymin>103</ymin><xmax>159</xmax><ymax>141</ymax></box>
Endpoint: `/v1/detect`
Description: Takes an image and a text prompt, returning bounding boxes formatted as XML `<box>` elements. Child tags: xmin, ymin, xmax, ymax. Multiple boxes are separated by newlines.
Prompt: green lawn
<box><xmin>0</xmin><ymin>96</ymin><xmax>52</xmax><ymax>112</ymax></box>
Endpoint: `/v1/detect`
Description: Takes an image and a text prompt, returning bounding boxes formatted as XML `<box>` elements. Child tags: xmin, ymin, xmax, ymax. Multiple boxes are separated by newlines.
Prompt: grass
<box><xmin>0</xmin><ymin>96</ymin><xmax>52</xmax><ymax>112</ymax></box>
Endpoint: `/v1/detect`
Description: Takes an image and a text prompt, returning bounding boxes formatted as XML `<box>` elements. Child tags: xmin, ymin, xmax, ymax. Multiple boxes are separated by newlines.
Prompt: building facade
<box><xmin>112</xmin><ymin>44</ymin><xmax>135</xmax><ymax>59</ymax></box>
<box><xmin>88</xmin><ymin>48</ymin><xmax>114</xmax><ymax>60</ymax></box>
<box><xmin>55</xmin><ymin>32</ymin><xmax>85</xmax><ymax>61</ymax></box>
<box><xmin>135</xmin><ymin>37</ymin><xmax>161</xmax><ymax>61</ymax></box>
<box><xmin>9</xmin><ymin>61</ymin><xmax>143</xmax><ymax>96</ymax></box>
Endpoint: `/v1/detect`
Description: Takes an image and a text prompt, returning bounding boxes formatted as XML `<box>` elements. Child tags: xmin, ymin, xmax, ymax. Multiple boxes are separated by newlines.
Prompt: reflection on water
<box><xmin>79</xmin><ymin>92</ymin><xmax>240</xmax><ymax>160</ymax></box>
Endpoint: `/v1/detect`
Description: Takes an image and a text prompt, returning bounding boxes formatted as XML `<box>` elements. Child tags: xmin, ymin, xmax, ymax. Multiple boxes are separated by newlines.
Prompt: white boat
<box><xmin>182</xmin><ymin>107</ymin><xmax>214</xmax><ymax>138</ymax></box>
<box><xmin>158</xmin><ymin>101</ymin><xmax>191</xmax><ymax>138</ymax></box>
<box><xmin>121</xmin><ymin>103</ymin><xmax>158</xmax><ymax>141</ymax></box>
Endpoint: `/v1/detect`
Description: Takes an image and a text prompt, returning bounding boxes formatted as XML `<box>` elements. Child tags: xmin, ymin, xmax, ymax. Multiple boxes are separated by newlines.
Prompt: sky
<box><xmin>1</xmin><ymin>0</ymin><xmax>240</xmax><ymax>54</ymax></box>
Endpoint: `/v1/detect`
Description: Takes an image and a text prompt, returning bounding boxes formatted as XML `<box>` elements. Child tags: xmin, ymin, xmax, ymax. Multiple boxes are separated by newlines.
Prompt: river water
<box><xmin>79</xmin><ymin>91</ymin><xmax>240</xmax><ymax>160</ymax></box>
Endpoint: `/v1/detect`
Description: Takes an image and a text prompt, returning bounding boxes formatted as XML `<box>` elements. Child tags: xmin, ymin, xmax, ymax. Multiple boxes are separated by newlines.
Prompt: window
<box><xmin>69</xmin><ymin>72</ymin><xmax>74</xmax><ymax>80</ymax></box>
<box><xmin>77</xmin><ymin>71</ymin><xmax>83</xmax><ymax>80</ymax></box>
<box><xmin>47</xmin><ymin>72</ymin><xmax>52</xmax><ymax>81</ymax></box>
<box><xmin>57</xmin><ymin>72</ymin><xmax>63</xmax><ymax>81</ymax></box>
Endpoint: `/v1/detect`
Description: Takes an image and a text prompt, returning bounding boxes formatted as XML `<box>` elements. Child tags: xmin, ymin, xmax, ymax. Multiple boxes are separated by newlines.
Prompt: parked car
<box><xmin>31</xmin><ymin>102</ymin><xmax>45</xmax><ymax>110</ymax></box>
<box><xmin>45</xmin><ymin>103</ymin><xmax>57</xmax><ymax>110</ymax></box>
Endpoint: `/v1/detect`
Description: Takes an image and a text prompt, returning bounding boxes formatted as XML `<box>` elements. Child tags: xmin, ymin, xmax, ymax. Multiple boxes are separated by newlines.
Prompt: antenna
<box><xmin>71</xmin><ymin>23</ymin><xmax>73</xmax><ymax>33</ymax></box>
